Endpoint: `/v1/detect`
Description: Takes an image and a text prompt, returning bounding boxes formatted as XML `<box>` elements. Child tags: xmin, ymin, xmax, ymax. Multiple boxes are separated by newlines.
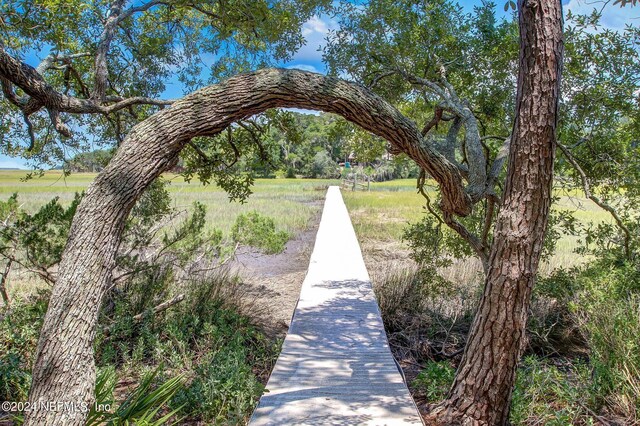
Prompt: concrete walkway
<box><xmin>249</xmin><ymin>186</ymin><xmax>423</xmax><ymax>426</ymax></box>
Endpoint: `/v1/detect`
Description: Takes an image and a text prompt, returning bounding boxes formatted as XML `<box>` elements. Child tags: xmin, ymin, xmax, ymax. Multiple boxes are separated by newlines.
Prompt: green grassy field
<box><xmin>0</xmin><ymin>171</ymin><xmax>338</xmax><ymax>237</ymax></box>
<box><xmin>0</xmin><ymin>170</ymin><xmax>609</xmax><ymax>284</ymax></box>
<box><xmin>343</xmin><ymin>179</ymin><xmax>609</xmax><ymax>274</ymax></box>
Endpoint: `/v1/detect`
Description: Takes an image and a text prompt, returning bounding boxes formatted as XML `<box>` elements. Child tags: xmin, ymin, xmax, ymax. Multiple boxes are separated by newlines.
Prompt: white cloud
<box><xmin>293</xmin><ymin>15</ymin><xmax>339</xmax><ymax>63</ymax></box>
<box><xmin>302</xmin><ymin>16</ymin><xmax>330</xmax><ymax>37</ymax></box>
<box><xmin>565</xmin><ymin>0</ymin><xmax>640</xmax><ymax>30</ymax></box>
<box><xmin>285</xmin><ymin>64</ymin><xmax>319</xmax><ymax>73</ymax></box>
<box><xmin>281</xmin><ymin>107</ymin><xmax>321</xmax><ymax>115</ymax></box>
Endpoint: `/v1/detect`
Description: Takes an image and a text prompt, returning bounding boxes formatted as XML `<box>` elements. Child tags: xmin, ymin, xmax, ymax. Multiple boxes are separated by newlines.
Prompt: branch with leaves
<box><xmin>558</xmin><ymin>143</ymin><xmax>633</xmax><ymax>259</ymax></box>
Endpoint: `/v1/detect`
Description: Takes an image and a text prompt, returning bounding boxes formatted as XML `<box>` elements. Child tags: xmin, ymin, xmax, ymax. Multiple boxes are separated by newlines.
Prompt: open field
<box><xmin>0</xmin><ymin>170</ymin><xmax>611</xmax><ymax>296</ymax></box>
<box><xmin>0</xmin><ymin>171</ymin><xmax>338</xmax><ymax>237</ymax></box>
<box><xmin>341</xmin><ymin>179</ymin><xmax>611</xmax><ymax>278</ymax></box>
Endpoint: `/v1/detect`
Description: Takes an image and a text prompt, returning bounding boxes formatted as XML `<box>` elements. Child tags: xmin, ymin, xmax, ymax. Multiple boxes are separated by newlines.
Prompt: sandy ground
<box><xmin>230</xmin><ymin>207</ymin><xmax>322</xmax><ymax>334</ymax></box>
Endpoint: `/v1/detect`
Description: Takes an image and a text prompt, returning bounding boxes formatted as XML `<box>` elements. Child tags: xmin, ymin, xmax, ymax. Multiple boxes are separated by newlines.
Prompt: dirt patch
<box><xmin>230</xmin><ymin>203</ymin><xmax>322</xmax><ymax>334</ymax></box>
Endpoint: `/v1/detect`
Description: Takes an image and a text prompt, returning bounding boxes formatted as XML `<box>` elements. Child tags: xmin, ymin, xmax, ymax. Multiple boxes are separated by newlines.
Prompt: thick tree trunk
<box><xmin>25</xmin><ymin>68</ymin><xmax>471</xmax><ymax>425</ymax></box>
<box><xmin>430</xmin><ymin>0</ymin><xmax>564</xmax><ymax>425</ymax></box>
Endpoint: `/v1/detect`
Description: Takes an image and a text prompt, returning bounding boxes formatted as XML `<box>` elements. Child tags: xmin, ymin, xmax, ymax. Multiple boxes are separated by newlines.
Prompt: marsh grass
<box><xmin>342</xmin><ymin>179</ymin><xmax>611</xmax><ymax>274</ymax></box>
<box><xmin>1</xmin><ymin>171</ymin><xmax>610</xmax><ymax>299</ymax></box>
<box><xmin>0</xmin><ymin>171</ymin><xmax>336</xmax><ymax>298</ymax></box>
<box><xmin>0</xmin><ymin>171</ymin><xmax>335</xmax><ymax>235</ymax></box>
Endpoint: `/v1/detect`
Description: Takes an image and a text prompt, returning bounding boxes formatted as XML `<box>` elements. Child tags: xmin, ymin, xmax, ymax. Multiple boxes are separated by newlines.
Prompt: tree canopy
<box><xmin>0</xmin><ymin>0</ymin><xmax>329</xmax><ymax>166</ymax></box>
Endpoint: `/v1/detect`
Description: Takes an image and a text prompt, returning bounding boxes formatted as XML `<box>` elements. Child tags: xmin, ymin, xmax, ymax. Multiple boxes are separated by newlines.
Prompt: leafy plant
<box><xmin>172</xmin><ymin>346</ymin><xmax>264</xmax><ymax>424</ymax></box>
<box><xmin>412</xmin><ymin>361</ymin><xmax>455</xmax><ymax>402</ymax></box>
<box><xmin>87</xmin><ymin>366</ymin><xmax>185</xmax><ymax>426</ymax></box>
<box><xmin>510</xmin><ymin>357</ymin><xmax>594</xmax><ymax>425</ymax></box>
<box><xmin>0</xmin><ymin>291</ymin><xmax>48</xmax><ymax>401</ymax></box>
<box><xmin>231</xmin><ymin>211</ymin><xmax>290</xmax><ymax>254</ymax></box>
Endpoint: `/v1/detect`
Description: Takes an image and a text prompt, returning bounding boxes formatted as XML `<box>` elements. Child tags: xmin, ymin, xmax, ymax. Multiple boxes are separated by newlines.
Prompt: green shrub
<box><xmin>0</xmin><ymin>291</ymin><xmax>48</xmax><ymax>401</ymax></box>
<box><xmin>527</xmin><ymin>268</ymin><xmax>585</xmax><ymax>356</ymax></box>
<box><xmin>2</xmin><ymin>185</ymin><xmax>279</xmax><ymax>424</ymax></box>
<box><xmin>0</xmin><ymin>352</ymin><xmax>30</xmax><ymax>402</ymax></box>
<box><xmin>412</xmin><ymin>361</ymin><xmax>455</xmax><ymax>402</ymax></box>
<box><xmin>171</xmin><ymin>344</ymin><xmax>264</xmax><ymax>424</ymax></box>
<box><xmin>526</xmin><ymin>259</ymin><xmax>640</xmax><ymax>421</ymax></box>
<box><xmin>571</xmin><ymin>262</ymin><xmax>640</xmax><ymax>417</ymax></box>
<box><xmin>510</xmin><ymin>356</ymin><xmax>594</xmax><ymax>425</ymax></box>
<box><xmin>163</xmin><ymin>272</ymin><xmax>276</xmax><ymax>423</ymax></box>
<box><xmin>231</xmin><ymin>211</ymin><xmax>290</xmax><ymax>254</ymax></box>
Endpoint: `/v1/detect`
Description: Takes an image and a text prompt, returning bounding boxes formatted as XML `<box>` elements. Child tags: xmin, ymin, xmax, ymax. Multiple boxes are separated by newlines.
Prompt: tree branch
<box><xmin>422</xmin><ymin>107</ymin><xmax>444</xmax><ymax>136</ymax></box>
<box><xmin>0</xmin><ymin>258</ymin><xmax>12</xmax><ymax>307</ymax></box>
<box><xmin>417</xmin><ymin>171</ymin><xmax>489</xmax><ymax>271</ymax></box>
<box><xmin>366</xmin><ymin>70</ymin><xmax>395</xmax><ymax>89</ymax></box>
<box><xmin>0</xmin><ymin>46</ymin><xmax>174</xmax><ymax>138</ymax></box>
<box><xmin>417</xmin><ymin>170</ymin><xmax>444</xmax><ymax>224</ymax></box>
<box><xmin>237</xmin><ymin>120</ymin><xmax>272</xmax><ymax>163</ymax></box>
<box><xmin>36</xmin><ymin>52</ymin><xmax>92</xmax><ymax>75</ymax></box>
<box><xmin>558</xmin><ymin>142</ymin><xmax>632</xmax><ymax>259</ymax></box>
<box><xmin>487</xmin><ymin>136</ymin><xmax>511</xmax><ymax>188</ymax></box>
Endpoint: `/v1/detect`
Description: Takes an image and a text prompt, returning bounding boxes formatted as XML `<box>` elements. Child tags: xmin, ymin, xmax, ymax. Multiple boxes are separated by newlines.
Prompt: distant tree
<box><xmin>66</xmin><ymin>149</ymin><xmax>114</xmax><ymax>172</ymax></box>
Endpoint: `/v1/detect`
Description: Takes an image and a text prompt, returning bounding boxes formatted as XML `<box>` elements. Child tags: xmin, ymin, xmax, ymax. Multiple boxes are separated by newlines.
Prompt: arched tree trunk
<box><xmin>430</xmin><ymin>0</ymin><xmax>564</xmax><ymax>424</ymax></box>
<box><xmin>25</xmin><ymin>69</ymin><xmax>471</xmax><ymax>425</ymax></box>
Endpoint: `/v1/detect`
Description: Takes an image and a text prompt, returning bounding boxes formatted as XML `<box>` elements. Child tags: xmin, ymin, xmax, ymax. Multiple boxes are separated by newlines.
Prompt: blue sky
<box><xmin>2</xmin><ymin>0</ymin><xmax>638</xmax><ymax>169</ymax></box>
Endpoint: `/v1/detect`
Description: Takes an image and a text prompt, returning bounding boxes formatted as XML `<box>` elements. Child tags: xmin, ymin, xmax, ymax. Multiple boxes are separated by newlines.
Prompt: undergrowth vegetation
<box><xmin>0</xmin><ymin>178</ymin><xmax>286</xmax><ymax>424</ymax></box>
<box><xmin>231</xmin><ymin>211</ymin><xmax>291</xmax><ymax>254</ymax></box>
<box><xmin>365</xmin><ymin>181</ymin><xmax>640</xmax><ymax>424</ymax></box>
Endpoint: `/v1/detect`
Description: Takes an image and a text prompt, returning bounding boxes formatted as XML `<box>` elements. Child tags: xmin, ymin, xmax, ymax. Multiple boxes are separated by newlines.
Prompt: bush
<box><xmin>171</xmin><ymin>345</ymin><xmax>264</xmax><ymax>424</ymax></box>
<box><xmin>166</xmin><ymin>272</ymin><xmax>276</xmax><ymax>423</ymax></box>
<box><xmin>231</xmin><ymin>211</ymin><xmax>290</xmax><ymax>254</ymax></box>
<box><xmin>0</xmin><ymin>291</ymin><xmax>48</xmax><ymax>401</ymax></box>
<box><xmin>412</xmin><ymin>361</ymin><xmax>455</xmax><ymax>403</ymax></box>
<box><xmin>527</xmin><ymin>268</ymin><xmax>585</xmax><ymax>356</ymax></box>
<box><xmin>525</xmin><ymin>259</ymin><xmax>640</xmax><ymax>421</ymax></box>
<box><xmin>510</xmin><ymin>357</ymin><xmax>594</xmax><ymax>425</ymax></box>
<box><xmin>572</xmin><ymin>262</ymin><xmax>640</xmax><ymax>418</ymax></box>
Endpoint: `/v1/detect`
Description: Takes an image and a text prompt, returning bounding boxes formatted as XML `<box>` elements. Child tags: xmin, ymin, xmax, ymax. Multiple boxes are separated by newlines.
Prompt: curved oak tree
<box><xmin>21</xmin><ymin>68</ymin><xmax>472</xmax><ymax>425</ymax></box>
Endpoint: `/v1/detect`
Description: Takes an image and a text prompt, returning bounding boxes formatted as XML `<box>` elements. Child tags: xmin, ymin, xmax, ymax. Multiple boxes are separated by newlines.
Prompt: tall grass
<box><xmin>0</xmin><ymin>171</ymin><xmax>334</xmax><ymax>236</ymax></box>
<box><xmin>342</xmin><ymin>179</ymin><xmax>612</xmax><ymax>273</ymax></box>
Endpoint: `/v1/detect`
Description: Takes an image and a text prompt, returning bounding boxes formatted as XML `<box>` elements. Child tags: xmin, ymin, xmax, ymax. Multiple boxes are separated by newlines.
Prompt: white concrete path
<box><xmin>249</xmin><ymin>186</ymin><xmax>423</xmax><ymax>426</ymax></box>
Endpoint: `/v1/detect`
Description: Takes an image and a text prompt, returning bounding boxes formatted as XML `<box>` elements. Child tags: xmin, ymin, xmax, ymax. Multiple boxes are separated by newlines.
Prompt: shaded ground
<box><xmin>230</xmin><ymin>202</ymin><xmax>323</xmax><ymax>334</ymax></box>
<box><xmin>228</xmin><ymin>196</ymin><xmax>429</xmax><ymax>417</ymax></box>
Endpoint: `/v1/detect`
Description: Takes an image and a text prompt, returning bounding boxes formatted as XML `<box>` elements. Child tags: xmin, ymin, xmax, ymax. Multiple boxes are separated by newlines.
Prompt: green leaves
<box><xmin>504</xmin><ymin>1</ymin><xmax>516</xmax><ymax>12</ymax></box>
<box><xmin>231</xmin><ymin>211</ymin><xmax>290</xmax><ymax>254</ymax></box>
<box><xmin>87</xmin><ymin>366</ymin><xmax>185</xmax><ymax>426</ymax></box>
<box><xmin>0</xmin><ymin>193</ymin><xmax>82</xmax><ymax>273</ymax></box>
<box><xmin>2</xmin><ymin>0</ymin><xmax>330</xmax><ymax>168</ymax></box>
<box><xmin>325</xmin><ymin>0</ymin><xmax>518</xmax><ymax>137</ymax></box>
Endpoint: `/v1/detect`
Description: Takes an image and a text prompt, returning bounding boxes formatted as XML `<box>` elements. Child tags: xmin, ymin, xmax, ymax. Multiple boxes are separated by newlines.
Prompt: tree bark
<box><xmin>430</xmin><ymin>0</ymin><xmax>564</xmax><ymax>424</ymax></box>
<box><xmin>25</xmin><ymin>68</ymin><xmax>471</xmax><ymax>425</ymax></box>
